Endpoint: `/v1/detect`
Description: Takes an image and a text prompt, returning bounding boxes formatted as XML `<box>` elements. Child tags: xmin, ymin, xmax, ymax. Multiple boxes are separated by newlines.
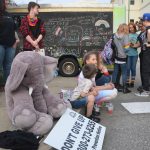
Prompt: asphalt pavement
<box><xmin>0</xmin><ymin>60</ymin><xmax>150</xmax><ymax>150</ymax></box>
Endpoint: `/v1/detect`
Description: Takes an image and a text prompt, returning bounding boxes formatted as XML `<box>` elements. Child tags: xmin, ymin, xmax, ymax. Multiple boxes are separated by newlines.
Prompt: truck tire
<box><xmin>59</xmin><ymin>58</ymin><xmax>79</xmax><ymax>77</ymax></box>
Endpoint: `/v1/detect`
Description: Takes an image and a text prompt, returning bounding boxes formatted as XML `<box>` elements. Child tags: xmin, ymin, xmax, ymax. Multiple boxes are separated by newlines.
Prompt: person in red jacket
<box><xmin>20</xmin><ymin>2</ymin><xmax>46</xmax><ymax>51</ymax></box>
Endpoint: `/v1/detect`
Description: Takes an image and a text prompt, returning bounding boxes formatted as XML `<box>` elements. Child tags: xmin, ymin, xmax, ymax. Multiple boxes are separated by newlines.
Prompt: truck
<box><xmin>8</xmin><ymin>3</ymin><xmax>126</xmax><ymax>77</ymax></box>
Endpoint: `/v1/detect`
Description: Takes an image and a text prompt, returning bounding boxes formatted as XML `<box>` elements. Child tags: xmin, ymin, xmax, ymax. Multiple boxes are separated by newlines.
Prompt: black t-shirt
<box><xmin>95</xmin><ymin>69</ymin><xmax>103</xmax><ymax>81</ymax></box>
<box><xmin>137</xmin><ymin>26</ymin><xmax>150</xmax><ymax>52</ymax></box>
<box><xmin>0</xmin><ymin>12</ymin><xmax>16</xmax><ymax>47</ymax></box>
<box><xmin>29</xmin><ymin>19</ymin><xmax>42</xmax><ymax>39</ymax></box>
<box><xmin>137</xmin><ymin>31</ymin><xmax>144</xmax><ymax>45</ymax></box>
<box><xmin>139</xmin><ymin>26</ymin><xmax>150</xmax><ymax>72</ymax></box>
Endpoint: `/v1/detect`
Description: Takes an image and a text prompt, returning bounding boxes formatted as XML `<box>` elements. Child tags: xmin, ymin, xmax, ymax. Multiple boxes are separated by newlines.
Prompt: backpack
<box><xmin>101</xmin><ymin>34</ymin><xmax>116</xmax><ymax>65</ymax></box>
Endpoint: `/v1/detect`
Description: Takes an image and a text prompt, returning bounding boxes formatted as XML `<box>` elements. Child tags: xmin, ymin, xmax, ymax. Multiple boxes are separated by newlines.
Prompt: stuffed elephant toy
<box><xmin>5</xmin><ymin>51</ymin><xmax>71</xmax><ymax>136</ymax></box>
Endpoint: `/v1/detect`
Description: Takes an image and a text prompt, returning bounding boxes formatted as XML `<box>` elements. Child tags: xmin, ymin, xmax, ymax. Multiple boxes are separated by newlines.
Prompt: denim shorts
<box><xmin>70</xmin><ymin>97</ymin><xmax>88</xmax><ymax>109</ymax></box>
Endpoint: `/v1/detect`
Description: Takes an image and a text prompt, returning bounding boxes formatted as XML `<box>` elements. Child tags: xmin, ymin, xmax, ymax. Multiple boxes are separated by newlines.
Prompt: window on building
<box><xmin>130</xmin><ymin>19</ymin><xmax>134</xmax><ymax>23</ymax></box>
<box><xmin>130</xmin><ymin>0</ymin><xmax>135</xmax><ymax>5</ymax></box>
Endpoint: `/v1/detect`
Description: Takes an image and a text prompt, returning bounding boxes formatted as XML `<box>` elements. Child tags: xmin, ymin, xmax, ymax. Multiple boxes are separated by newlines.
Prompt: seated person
<box><xmin>95</xmin><ymin>53</ymin><xmax>111</xmax><ymax>86</ymax></box>
<box><xmin>79</xmin><ymin>51</ymin><xmax>117</xmax><ymax>105</ymax></box>
<box><xmin>70</xmin><ymin>64</ymin><xmax>100</xmax><ymax>123</ymax></box>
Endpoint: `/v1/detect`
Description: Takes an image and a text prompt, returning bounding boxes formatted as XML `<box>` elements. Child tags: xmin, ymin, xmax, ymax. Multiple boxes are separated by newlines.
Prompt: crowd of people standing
<box><xmin>111</xmin><ymin>14</ymin><xmax>150</xmax><ymax>97</ymax></box>
<box><xmin>0</xmin><ymin>1</ymin><xmax>150</xmax><ymax>123</ymax></box>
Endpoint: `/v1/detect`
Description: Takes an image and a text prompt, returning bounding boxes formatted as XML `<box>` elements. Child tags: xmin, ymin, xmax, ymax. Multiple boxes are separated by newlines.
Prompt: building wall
<box><xmin>139</xmin><ymin>0</ymin><xmax>150</xmax><ymax>16</ymax></box>
<box><xmin>111</xmin><ymin>0</ymin><xmax>150</xmax><ymax>23</ymax></box>
<box><xmin>113</xmin><ymin>6</ymin><xmax>126</xmax><ymax>32</ymax></box>
<box><xmin>111</xmin><ymin>0</ymin><xmax>138</xmax><ymax>23</ymax></box>
<box><xmin>128</xmin><ymin>0</ymin><xmax>140</xmax><ymax>22</ymax></box>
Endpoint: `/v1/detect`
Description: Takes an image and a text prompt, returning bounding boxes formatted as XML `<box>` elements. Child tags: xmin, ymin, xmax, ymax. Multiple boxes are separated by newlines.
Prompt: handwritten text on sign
<box><xmin>44</xmin><ymin>108</ymin><xmax>106</xmax><ymax>150</ymax></box>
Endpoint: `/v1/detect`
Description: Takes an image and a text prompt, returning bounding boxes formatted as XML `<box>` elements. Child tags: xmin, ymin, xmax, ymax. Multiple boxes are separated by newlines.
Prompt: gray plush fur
<box><xmin>5</xmin><ymin>51</ymin><xmax>71</xmax><ymax>135</ymax></box>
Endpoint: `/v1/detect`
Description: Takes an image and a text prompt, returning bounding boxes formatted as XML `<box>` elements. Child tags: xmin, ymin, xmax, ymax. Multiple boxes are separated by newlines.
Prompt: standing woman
<box><xmin>126</xmin><ymin>23</ymin><xmax>138</xmax><ymax>87</ymax></box>
<box><xmin>20</xmin><ymin>2</ymin><xmax>45</xmax><ymax>51</ymax></box>
<box><xmin>112</xmin><ymin>23</ymin><xmax>131</xmax><ymax>93</ymax></box>
<box><xmin>0</xmin><ymin>0</ymin><xmax>19</xmax><ymax>90</ymax></box>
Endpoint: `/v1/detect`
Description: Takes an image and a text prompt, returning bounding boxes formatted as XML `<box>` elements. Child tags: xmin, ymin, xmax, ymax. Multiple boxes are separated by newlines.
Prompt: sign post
<box><xmin>44</xmin><ymin>108</ymin><xmax>106</xmax><ymax>150</ymax></box>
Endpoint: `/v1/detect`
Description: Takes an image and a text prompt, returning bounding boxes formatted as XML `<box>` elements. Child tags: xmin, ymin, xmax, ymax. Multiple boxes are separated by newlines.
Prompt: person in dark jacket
<box><xmin>20</xmin><ymin>1</ymin><xmax>46</xmax><ymax>51</ymax></box>
<box><xmin>134</xmin><ymin>13</ymin><xmax>150</xmax><ymax>97</ymax></box>
<box><xmin>0</xmin><ymin>0</ymin><xmax>19</xmax><ymax>90</ymax></box>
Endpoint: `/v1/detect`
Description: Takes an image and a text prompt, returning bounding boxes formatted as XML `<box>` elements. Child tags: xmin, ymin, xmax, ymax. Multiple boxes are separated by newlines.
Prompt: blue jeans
<box><xmin>127</xmin><ymin>56</ymin><xmax>138</xmax><ymax>78</ymax></box>
<box><xmin>112</xmin><ymin>63</ymin><xmax>127</xmax><ymax>85</ymax></box>
<box><xmin>96</xmin><ymin>75</ymin><xmax>111</xmax><ymax>86</ymax></box>
<box><xmin>0</xmin><ymin>45</ymin><xmax>16</xmax><ymax>82</ymax></box>
<box><xmin>70</xmin><ymin>97</ymin><xmax>88</xmax><ymax>109</ymax></box>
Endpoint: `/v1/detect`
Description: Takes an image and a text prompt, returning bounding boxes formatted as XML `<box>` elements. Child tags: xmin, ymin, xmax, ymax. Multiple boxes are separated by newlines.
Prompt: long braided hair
<box><xmin>0</xmin><ymin>0</ymin><xmax>6</xmax><ymax>25</ymax></box>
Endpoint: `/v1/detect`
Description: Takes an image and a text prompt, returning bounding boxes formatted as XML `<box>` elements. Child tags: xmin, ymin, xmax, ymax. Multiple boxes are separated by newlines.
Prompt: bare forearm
<box><xmin>132</xmin><ymin>42</ymin><xmax>140</xmax><ymax>48</ymax></box>
<box><xmin>36</xmin><ymin>34</ymin><xmax>43</xmax><ymax>43</ymax></box>
<box><xmin>95</xmin><ymin>85</ymin><xmax>108</xmax><ymax>91</ymax></box>
<box><xmin>95</xmin><ymin>83</ymin><xmax>114</xmax><ymax>91</ymax></box>
<box><xmin>26</xmin><ymin>35</ymin><xmax>39</xmax><ymax>49</ymax></box>
<box><xmin>80</xmin><ymin>91</ymin><xmax>94</xmax><ymax>97</ymax></box>
<box><xmin>26</xmin><ymin>35</ymin><xmax>34</xmax><ymax>44</ymax></box>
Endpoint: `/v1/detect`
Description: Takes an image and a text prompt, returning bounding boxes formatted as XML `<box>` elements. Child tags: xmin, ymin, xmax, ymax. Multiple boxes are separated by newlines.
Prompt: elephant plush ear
<box><xmin>5</xmin><ymin>59</ymin><xmax>29</xmax><ymax>92</ymax></box>
<box><xmin>43</xmin><ymin>56</ymin><xmax>58</xmax><ymax>82</ymax></box>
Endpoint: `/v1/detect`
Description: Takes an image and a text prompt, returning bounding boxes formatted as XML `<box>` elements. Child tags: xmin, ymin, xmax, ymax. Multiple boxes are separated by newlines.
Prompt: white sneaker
<box><xmin>135</xmin><ymin>91</ymin><xmax>150</xmax><ymax>97</ymax></box>
<box><xmin>94</xmin><ymin>104</ymin><xmax>100</xmax><ymax>112</ymax></box>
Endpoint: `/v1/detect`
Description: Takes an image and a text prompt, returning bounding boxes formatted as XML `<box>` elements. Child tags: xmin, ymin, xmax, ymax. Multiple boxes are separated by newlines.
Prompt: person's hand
<box><xmin>109</xmin><ymin>83</ymin><xmax>115</xmax><ymax>88</ymax></box>
<box><xmin>16</xmin><ymin>39</ymin><xmax>20</xmax><ymax>44</ymax></box>
<box><xmin>12</xmin><ymin>39</ymin><xmax>20</xmax><ymax>49</ymax></box>
<box><xmin>91</xmin><ymin>90</ymin><xmax>98</xmax><ymax>96</ymax></box>
<box><xmin>91</xmin><ymin>87</ymin><xmax>95</xmax><ymax>91</ymax></box>
<box><xmin>12</xmin><ymin>42</ymin><xmax>17</xmax><ymax>49</ymax></box>
<box><xmin>130</xmin><ymin>43</ymin><xmax>136</xmax><ymax>48</ymax></box>
<box><xmin>80</xmin><ymin>92</ymin><xmax>86</xmax><ymax>97</ymax></box>
<box><xmin>105</xmin><ymin>83</ymin><xmax>114</xmax><ymax>90</ymax></box>
<box><xmin>90</xmin><ymin>87</ymin><xmax>98</xmax><ymax>96</ymax></box>
<box><xmin>31</xmin><ymin>40</ymin><xmax>38</xmax><ymax>48</ymax></box>
<box><xmin>145</xmin><ymin>43</ymin><xmax>150</xmax><ymax>47</ymax></box>
<box><xmin>35</xmin><ymin>45</ymin><xmax>40</xmax><ymax>52</ymax></box>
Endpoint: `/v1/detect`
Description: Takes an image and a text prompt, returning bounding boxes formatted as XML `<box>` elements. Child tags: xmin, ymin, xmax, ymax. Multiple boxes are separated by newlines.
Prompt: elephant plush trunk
<box><xmin>32</xmin><ymin>87</ymin><xmax>48</xmax><ymax>113</ymax></box>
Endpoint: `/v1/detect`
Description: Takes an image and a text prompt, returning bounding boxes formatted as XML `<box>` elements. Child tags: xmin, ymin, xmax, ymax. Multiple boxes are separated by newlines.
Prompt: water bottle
<box><xmin>107</xmin><ymin>103</ymin><xmax>114</xmax><ymax>114</ymax></box>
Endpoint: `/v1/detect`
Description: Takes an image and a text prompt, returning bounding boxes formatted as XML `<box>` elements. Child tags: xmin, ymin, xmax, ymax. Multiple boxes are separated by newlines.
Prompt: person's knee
<box><xmin>110</xmin><ymin>89</ymin><xmax>118</xmax><ymax>99</ymax></box>
<box><xmin>88</xmin><ymin>95</ymin><xmax>95</xmax><ymax>103</ymax></box>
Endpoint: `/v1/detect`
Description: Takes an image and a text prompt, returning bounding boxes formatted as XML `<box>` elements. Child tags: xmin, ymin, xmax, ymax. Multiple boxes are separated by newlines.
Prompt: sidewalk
<box><xmin>0</xmin><ymin>61</ymin><xmax>150</xmax><ymax>150</ymax></box>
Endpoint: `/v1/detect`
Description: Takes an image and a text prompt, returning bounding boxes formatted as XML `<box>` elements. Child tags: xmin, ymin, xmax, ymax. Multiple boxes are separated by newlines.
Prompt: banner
<box><xmin>44</xmin><ymin>108</ymin><xmax>106</xmax><ymax>150</ymax></box>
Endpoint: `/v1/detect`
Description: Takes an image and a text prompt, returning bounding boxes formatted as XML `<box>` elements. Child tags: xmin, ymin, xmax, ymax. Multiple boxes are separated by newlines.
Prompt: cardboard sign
<box><xmin>44</xmin><ymin>108</ymin><xmax>106</xmax><ymax>150</ymax></box>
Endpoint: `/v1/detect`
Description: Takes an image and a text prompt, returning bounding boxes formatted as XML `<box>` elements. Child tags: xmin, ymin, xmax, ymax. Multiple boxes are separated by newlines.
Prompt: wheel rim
<box><xmin>62</xmin><ymin>62</ymin><xmax>75</xmax><ymax>75</ymax></box>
